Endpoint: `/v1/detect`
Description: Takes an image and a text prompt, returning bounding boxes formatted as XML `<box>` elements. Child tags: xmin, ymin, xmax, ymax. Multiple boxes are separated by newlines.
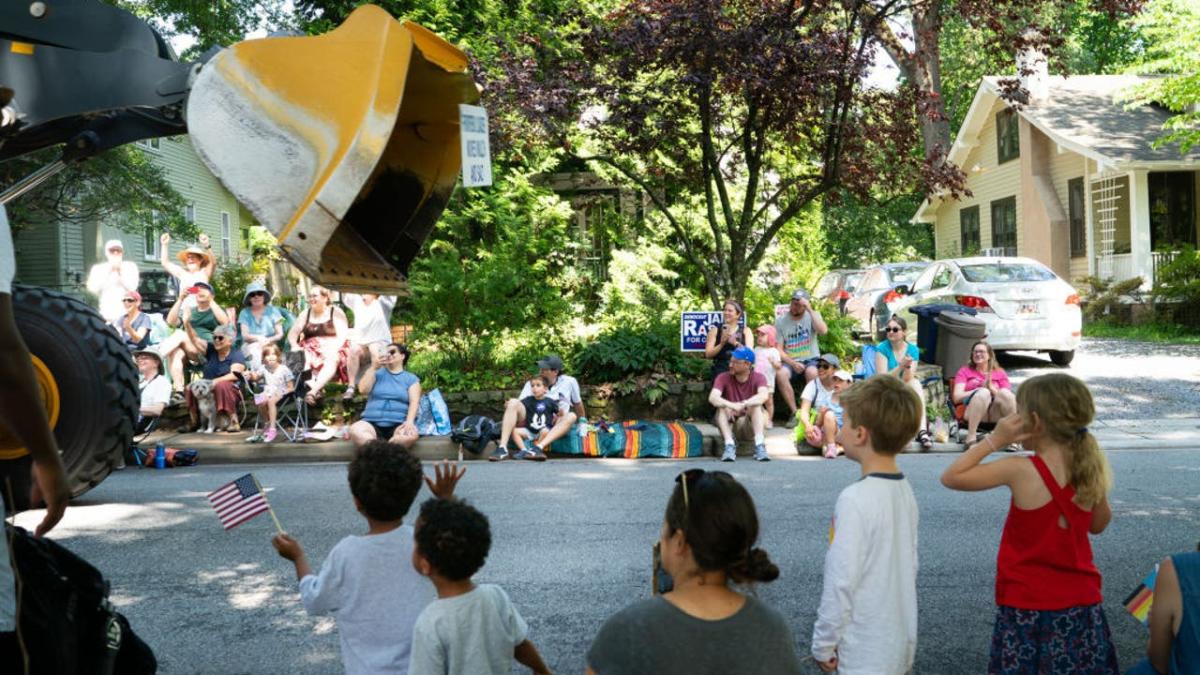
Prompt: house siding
<box><xmin>12</xmin><ymin>217</ymin><xmax>60</xmax><ymax>289</ymax></box>
<box><xmin>92</xmin><ymin>136</ymin><xmax>253</xmax><ymax>275</ymax></box>
<box><xmin>933</xmin><ymin>99</ymin><xmax>1023</xmax><ymax>256</ymax></box>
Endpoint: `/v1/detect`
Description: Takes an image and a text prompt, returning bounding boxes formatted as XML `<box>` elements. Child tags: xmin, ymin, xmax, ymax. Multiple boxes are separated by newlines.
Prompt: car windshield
<box><xmin>888</xmin><ymin>265</ymin><xmax>924</xmax><ymax>285</ymax></box>
<box><xmin>960</xmin><ymin>262</ymin><xmax>1057</xmax><ymax>283</ymax></box>
<box><xmin>845</xmin><ymin>273</ymin><xmax>863</xmax><ymax>292</ymax></box>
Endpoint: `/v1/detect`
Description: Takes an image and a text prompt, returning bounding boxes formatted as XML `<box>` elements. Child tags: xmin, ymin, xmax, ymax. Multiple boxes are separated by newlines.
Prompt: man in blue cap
<box><xmin>708</xmin><ymin>345</ymin><xmax>771</xmax><ymax>462</ymax></box>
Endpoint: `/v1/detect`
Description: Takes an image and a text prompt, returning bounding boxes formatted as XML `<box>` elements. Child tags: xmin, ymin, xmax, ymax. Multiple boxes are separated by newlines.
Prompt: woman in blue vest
<box><xmin>347</xmin><ymin>343</ymin><xmax>421</xmax><ymax>449</ymax></box>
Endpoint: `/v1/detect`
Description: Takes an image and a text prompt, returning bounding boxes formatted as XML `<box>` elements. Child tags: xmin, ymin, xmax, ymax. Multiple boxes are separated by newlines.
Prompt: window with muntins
<box><xmin>220</xmin><ymin>212</ymin><xmax>232</xmax><ymax>261</ymax></box>
<box><xmin>960</xmin><ymin>206</ymin><xmax>980</xmax><ymax>254</ymax></box>
<box><xmin>996</xmin><ymin>109</ymin><xmax>1019</xmax><ymax>164</ymax></box>
<box><xmin>990</xmin><ymin>196</ymin><xmax>1017</xmax><ymax>253</ymax></box>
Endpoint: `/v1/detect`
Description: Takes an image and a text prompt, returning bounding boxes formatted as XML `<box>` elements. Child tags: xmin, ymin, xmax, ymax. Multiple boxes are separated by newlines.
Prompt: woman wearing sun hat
<box><xmin>159</xmin><ymin>231</ymin><xmax>216</xmax><ymax>304</ymax></box>
<box><xmin>237</xmin><ymin>280</ymin><xmax>283</xmax><ymax>369</ymax></box>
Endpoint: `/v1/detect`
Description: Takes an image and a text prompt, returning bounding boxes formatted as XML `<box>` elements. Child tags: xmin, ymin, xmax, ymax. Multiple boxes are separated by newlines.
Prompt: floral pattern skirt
<box><xmin>989</xmin><ymin>603</ymin><xmax>1119</xmax><ymax>674</ymax></box>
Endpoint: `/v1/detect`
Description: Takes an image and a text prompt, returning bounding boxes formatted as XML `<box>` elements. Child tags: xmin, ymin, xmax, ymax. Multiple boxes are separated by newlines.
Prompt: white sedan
<box><xmin>890</xmin><ymin>256</ymin><xmax>1082</xmax><ymax>366</ymax></box>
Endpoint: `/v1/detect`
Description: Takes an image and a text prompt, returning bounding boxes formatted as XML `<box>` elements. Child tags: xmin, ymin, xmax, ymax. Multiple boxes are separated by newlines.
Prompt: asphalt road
<box><xmin>14</xmin><ymin>447</ymin><xmax>1199</xmax><ymax>674</ymax></box>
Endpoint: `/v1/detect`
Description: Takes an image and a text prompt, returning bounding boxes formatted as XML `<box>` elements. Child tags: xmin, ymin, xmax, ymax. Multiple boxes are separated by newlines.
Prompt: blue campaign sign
<box><xmin>680</xmin><ymin>312</ymin><xmax>746</xmax><ymax>352</ymax></box>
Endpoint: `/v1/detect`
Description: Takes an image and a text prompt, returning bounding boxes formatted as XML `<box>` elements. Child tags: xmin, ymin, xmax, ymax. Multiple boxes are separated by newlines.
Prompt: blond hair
<box><xmin>261</xmin><ymin>343</ymin><xmax>282</xmax><ymax>361</ymax></box>
<box><xmin>1016</xmin><ymin>373</ymin><xmax>1112</xmax><ymax>507</ymax></box>
<box><xmin>838</xmin><ymin>374</ymin><xmax>922</xmax><ymax>455</ymax></box>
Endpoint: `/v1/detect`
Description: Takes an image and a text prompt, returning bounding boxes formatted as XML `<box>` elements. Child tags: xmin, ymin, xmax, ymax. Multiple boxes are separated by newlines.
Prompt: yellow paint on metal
<box><xmin>10</xmin><ymin>42</ymin><xmax>35</xmax><ymax>55</ymax></box>
<box><xmin>213</xmin><ymin>4</ymin><xmax>414</xmax><ymax>243</ymax></box>
<box><xmin>0</xmin><ymin>355</ymin><xmax>61</xmax><ymax>459</ymax></box>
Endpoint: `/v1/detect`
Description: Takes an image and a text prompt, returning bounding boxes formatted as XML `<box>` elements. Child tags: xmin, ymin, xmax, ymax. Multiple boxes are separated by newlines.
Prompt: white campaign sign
<box><xmin>459</xmin><ymin>104</ymin><xmax>492</xmax><ymax>188</ymax></box>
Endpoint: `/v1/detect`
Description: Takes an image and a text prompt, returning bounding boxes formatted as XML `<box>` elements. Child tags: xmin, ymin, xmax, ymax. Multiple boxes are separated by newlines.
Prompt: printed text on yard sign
<box><xmin>459</xmin><ymin>104</ymin><xmax>492</xmax><ymax>187</ymax></box>
<box><xmin>680</xmin><ymin>312</ymin><xmax>745</xmax><ymax>352</ymax></box>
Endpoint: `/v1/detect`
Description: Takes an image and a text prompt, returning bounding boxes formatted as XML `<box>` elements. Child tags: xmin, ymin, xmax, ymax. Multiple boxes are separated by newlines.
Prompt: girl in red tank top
<box><xmin>941</xmin><ymin>372</ymin><xmax>1118</xmax><ymax>674</ymax></box>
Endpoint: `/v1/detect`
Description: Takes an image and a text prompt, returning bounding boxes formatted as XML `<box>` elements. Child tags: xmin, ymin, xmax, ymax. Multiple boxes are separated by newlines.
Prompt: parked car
<box><xmin>138</xmin><ymin>269</ymin><xmax>179</xmax><ymax>315</ymax></box>
<box><xmin>813</xmin><ymin>269</ymin><xmax>864</xmax><ymax>314</ymax></box>
<box><xmin>890</xmin><ymin>256</ymin><xmax>1081</xmax><ymax>366</ymax></box>
<box><xmin>844</xmin><ymin>262</ymin><xmax>929</xmax><ymax>339</ymax></box>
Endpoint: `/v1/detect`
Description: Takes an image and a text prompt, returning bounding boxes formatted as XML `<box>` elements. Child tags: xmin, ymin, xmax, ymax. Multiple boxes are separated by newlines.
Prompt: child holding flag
<box><xmin>271</xmin><ymin>444</ymin><xmax>464</xmax><ymax>675</ymax></box>
<box><xmin>941</xmin><ymin>373</ymin><xmax>1117</xmax><ymax>674</ymax></box>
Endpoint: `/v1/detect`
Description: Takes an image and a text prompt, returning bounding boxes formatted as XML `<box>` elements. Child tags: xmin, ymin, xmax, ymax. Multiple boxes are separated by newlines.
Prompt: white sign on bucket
<box><xmin>459</xmin><ymin>104</ymin><xmax>492</xmax><ymax>188</ymax></box>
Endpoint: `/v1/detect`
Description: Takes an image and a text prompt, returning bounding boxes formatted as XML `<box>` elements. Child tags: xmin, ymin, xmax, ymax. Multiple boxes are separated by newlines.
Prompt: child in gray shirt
<box><xmin>272</xmin><ymin>444</ymin><xmax>464</xmax><ymax>675</ymax></box>
<box><xmin>409</xmin><ymin>499</ymin><xmax>550</xmax><ymax>675</ymax></box>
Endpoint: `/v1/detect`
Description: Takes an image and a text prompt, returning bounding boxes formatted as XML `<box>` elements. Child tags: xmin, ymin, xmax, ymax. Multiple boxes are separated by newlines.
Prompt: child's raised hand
<box><xmin>991</xmin><ymin>413</ymin><xmax>1030</xmax><ymax>449</ymax></box>
<box><xmin>424</xmin><ymin>460</ymin><xmax>466</xmax><ymax>500</ymax></box>
<box><xmin>272</xmin><ymin>532</ymin><xmax>304</xmax><ymax>561</ymax></box>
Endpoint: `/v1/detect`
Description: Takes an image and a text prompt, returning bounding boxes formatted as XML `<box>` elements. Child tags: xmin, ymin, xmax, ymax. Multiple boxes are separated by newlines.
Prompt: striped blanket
<box><xmin>550</xmin><ymin>420</ymin><xmax>705</xmax><ymax>459</ymax></box>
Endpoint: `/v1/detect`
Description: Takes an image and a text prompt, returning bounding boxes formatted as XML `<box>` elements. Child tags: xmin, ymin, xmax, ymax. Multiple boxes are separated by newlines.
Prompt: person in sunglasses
<box><xmin>182</xmin><ymin>323</ymin><xmax>246</xmax><ymax>432</ymax></box>
<box><xmin>349</xmin><ymin>343</ymin><xmax>421</xmax><ymax>450</ymax></box>
<box><xmin>586</xmin><ymin>471</ymin><xmax>802</xmax><ymax>675</ymax></box>
<box><xmin>798</xmin><ymin>353</ymin><xmax>840</xmax><ymax>451</ymax></box>
<box><xmin>874</xmin><ymin>316</ymin><xmax>932</xmax><ymax>449</ymax></box>
<box><xmin>111</xmin><ymin>290</ymin><xmax>152</xmax><ymax>350</ymax></box>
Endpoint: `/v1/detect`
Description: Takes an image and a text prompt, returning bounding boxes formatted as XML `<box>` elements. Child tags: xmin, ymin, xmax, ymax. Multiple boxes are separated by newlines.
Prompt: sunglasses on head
<box><xmin>886</xmin><ymin>326</ymin><xmax>903</xmax><ymax>333</ymax></box>
<box><xmin>675</xmin><ymin>468</ymin><xmax>706</xmax><ymax>512</ymax></box>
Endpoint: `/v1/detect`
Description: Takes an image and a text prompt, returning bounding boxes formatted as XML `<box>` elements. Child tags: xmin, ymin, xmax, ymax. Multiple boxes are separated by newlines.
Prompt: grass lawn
<box><xmin>1083</xmin><ymin>319</ymin><xmax>1200</xmax><ymax>344</ymax></box>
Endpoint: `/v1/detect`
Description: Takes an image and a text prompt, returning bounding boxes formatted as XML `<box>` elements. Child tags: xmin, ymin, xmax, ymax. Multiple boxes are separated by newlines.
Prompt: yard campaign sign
<box><xmin>680</xmin><ymin>312</ymin><xmax>745</xmax><ymax>352</ymax></box>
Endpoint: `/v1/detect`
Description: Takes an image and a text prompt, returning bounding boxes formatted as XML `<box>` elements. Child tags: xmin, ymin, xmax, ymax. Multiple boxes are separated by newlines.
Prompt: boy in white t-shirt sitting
<box><xmin>811</xmin><ymin>375</ymin><xmax>921</xmax><ymax>674</ymax></box>
<box><xmin>271</xmin><ymin>443</ymin><xmax>464</xmax><ymax>675</ymax></box>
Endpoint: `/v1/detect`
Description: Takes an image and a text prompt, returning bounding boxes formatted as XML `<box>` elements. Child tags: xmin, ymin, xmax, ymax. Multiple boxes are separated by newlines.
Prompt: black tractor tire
<box><xmin>9</xmin><ymin>285</ymin><xmax>137</xmax><ymax>497</ymax></box>
<box><xmin>1049</xmin><ymin>349</ymin><xmax>1075</xmax><ymax>367</ymax></box>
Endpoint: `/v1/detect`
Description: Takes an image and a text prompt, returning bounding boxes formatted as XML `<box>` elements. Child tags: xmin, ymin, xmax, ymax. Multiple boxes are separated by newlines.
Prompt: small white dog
<box><xmin>188</xmin><ymin>379</ymin><xmax>218</xmax><ymax>434</ymax></box>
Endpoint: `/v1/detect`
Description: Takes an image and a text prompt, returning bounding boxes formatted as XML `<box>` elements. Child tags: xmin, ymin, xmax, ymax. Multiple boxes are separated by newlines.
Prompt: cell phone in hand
<box><xmin>652</xmin><ymin>542</ymin><xmax>674</xmax><ymax>595</ymax></box>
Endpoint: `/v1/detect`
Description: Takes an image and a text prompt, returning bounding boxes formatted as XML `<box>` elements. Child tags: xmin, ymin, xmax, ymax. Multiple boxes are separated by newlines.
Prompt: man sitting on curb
<box><xmin>799</xmin><ymin>353</ymin><xmax>841</xmax><ymax>450</ymax></box>
<box><xmin>709</xmin><ymin>346</ymin><xmax>770</xmax><ymax>463</ymax></box>
<box><xmin>493</xmin><ymin>354</ymin><xmax>586</xmax><ymax>461</ymax></box>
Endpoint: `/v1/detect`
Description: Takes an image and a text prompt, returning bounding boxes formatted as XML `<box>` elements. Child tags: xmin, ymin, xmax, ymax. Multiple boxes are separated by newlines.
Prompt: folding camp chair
<box><xmin>247</xmin><ymin>351</ymin><xmax>310</xmax><ymax>443</ymax></box>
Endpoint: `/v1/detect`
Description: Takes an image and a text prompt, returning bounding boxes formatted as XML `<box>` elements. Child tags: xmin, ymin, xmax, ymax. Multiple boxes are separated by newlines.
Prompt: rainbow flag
<box><xmin>1122</xmin><ymin>565</ymin><xmax>1159</xmax><ymax>626</ymax></box>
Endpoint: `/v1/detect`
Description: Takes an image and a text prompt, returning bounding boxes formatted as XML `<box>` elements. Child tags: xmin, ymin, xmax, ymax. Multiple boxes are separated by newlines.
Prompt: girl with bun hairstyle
<box><xmin>586</xmin><ymin>471</ymin><xmax>802</xmax><ymax>675</ymax></box>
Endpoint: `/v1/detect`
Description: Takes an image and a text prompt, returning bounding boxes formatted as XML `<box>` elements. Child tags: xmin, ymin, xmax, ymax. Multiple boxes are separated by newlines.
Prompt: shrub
<box><xmin>574</xmin><ymin>329</ymin><xmax>706</xmax><ymax>383</ymax></box>
<box><xmin>1079</xmin><ymin>275</ymin><xmax>1145</xmax><ymax>323</ymax></box>
<box><xmin>1153</xmin><ymin>246</ymin><xmax>1200</xmax><ymax>306</ymax></box>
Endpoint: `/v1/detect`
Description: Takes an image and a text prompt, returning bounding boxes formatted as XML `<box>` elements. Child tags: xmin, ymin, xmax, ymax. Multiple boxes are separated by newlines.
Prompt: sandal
<box><xmin>341</xmin><ymin>386</ymin><xmax>356</xmax><ymax>401</ymax></box>
<box><xmin>917</xmin><ymin>429</ymin><xmax>933</xmax><ymax>450</ymax></box>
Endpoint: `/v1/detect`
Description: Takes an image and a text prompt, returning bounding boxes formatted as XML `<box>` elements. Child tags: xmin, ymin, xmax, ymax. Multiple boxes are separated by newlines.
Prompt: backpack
<box><xmin>5</xmin><ymin>524</ymin><xmax>157</xmax><ymax>674</ymax></box>
<box><xmin>450</xmin><ymin>415</ymin><xmax>499</xmax><ymax>454</ymax></box>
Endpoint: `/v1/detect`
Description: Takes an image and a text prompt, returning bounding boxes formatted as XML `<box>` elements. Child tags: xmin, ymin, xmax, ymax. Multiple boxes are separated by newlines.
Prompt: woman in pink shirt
<box><xmin>951</xmin><ymin>341</ymin><xmax>1016</xmax><ymax>446</ymax></box>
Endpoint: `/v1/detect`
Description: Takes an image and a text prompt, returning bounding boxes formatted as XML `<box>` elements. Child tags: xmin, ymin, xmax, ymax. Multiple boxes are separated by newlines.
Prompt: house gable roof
<box><xmin>914</xmin><ymin>74</ymin><xmax>1199</xmax><ymax>223</ymax></box>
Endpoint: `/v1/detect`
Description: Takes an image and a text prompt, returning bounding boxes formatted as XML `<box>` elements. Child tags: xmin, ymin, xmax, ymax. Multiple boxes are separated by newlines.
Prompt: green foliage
<box><xmin>820</xmin><ymin>191</ymin><xmax>932</xmax><ymax>269</ymax></box>
<box><xmin>1083</xmin><ymin>318</ymin><xmax>1200</xmax><ymax>344</ymax></box>
<box><xmin>574</xmin><ymin>330</ymin><xmax>705</xmax><ymax>383</ymax></box>
<box><xmin>1152</xmin><ymin>246</ymin><xmax>1200</xmax><ymax>306</ymax></box>
<box><xmin>815</xmin><ymin>304</ymin><xmax>862</xmax><ymax>365</ymax></box>
<box><xmin>1124</xmin><ymin>0</ymin><xmax>1200</xmax><ymax>153</ymax></box>
<box><xmin>1079</xmin><ymin>275</ymin><xmax>1146</xmax><ymax>322</ymax></box>
<box><xmin>210</xmin><ymin>259</ymin><xmax>260</xmax><ymax>310</ymax></box>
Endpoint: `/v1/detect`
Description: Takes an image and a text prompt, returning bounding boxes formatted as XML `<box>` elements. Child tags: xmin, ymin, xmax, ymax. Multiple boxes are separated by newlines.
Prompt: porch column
<box><xmin>1128</xmin><ymin>170</ymin><xmax>1152</xmax><ymax>289</ymax></box>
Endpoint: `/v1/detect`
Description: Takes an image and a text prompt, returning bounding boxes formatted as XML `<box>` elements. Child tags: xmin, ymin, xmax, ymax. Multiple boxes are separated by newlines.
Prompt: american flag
<box><xmin>207</xmin><ymin>473</ymin><xmax>271</xmax><ymax>530</ymax></box>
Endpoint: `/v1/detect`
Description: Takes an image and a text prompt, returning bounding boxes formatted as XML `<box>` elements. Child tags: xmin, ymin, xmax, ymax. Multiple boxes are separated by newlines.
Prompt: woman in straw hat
<box><xmin>159</xmin><ymin>231</ymin><xmax>216</xmax><ymax>299</ymax></box>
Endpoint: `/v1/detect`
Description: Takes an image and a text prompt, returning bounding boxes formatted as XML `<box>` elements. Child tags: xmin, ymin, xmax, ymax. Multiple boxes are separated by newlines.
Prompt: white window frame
<box><xmin>220</xmin><ymin>211</ymin><xmax>232</xmax><ymax>261</ymax></box>
<box><xmin>184</xmin><ymin>203</ymin><xmax>195</xmax><ymax>224</ymax></box>
<box><xmin>136</xmin><ymin>138</ymin><xmax>161</xmax><ymax>151</ymax></box>
<box><xmin>143</xmin><ymin>211</ymin><xmax>160</xmax><ymax>261</ymax></box>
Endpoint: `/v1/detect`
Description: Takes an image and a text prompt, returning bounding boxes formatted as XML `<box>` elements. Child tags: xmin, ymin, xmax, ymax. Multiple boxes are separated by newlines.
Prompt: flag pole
<box><xmin>251</xmin><ymin>473</ymin><xmax>285</xmax><ymax>535</ymax></box>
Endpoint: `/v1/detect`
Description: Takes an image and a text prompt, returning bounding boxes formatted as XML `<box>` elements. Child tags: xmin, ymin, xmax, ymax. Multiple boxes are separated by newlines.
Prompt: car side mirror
<box><xmin>893</xmin><ymin>284</ymin><xmax>910</xmax><ymax>296</ymax></box>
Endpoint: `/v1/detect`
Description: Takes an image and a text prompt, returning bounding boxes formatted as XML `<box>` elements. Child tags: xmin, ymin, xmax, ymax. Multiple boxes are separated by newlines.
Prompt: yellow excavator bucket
<box><xmin>187</xmin><ymin>5</ymin><xmax>479</xmax><ymax>293</ymax></box>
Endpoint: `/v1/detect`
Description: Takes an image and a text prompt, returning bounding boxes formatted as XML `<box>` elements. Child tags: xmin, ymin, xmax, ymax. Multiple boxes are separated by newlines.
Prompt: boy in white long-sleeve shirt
<box><xmin>811</xmin><ymin>375</ymin><xmax>921</xmax><ymax>674</ymax></box>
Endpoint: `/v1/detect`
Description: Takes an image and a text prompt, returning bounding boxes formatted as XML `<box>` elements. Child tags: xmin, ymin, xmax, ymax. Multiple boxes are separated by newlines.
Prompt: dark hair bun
<box><xmin>730</xmin><ymin>547</ymin><xmax>779</xmax><ymax>583</ymax></box>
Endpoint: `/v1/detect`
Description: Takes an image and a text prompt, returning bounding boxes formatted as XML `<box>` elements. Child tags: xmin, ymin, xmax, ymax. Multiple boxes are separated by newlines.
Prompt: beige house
<box><xmin>913</xmin><ymin>73</ymin><xmax>1200</xmax><ymax>287</ymax></box>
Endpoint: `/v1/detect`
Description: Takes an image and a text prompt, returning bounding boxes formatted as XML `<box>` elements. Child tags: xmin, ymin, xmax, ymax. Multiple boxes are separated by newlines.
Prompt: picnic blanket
<box><xmin>550</xmin><ymin>420</ymin><xmax>705</xmax><ymax>459</ymax></box>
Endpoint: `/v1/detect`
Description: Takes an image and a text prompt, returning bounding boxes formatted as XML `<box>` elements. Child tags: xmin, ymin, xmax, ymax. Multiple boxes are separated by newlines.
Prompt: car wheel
<box><xmin>0</xmin><ymin>285</ymin><xmax>138</xmax><ymax>497</ymax></box>
<box><xmin>1049</xmin><ymin>350</ymin><xmax>1075</xmax><ymax>367</ymax></box>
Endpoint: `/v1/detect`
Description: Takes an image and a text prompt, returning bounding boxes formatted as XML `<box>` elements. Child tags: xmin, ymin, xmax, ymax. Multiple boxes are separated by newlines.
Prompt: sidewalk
<box><xmin>139</xmin><ymin>417</ymin><xmax>1199</xmax><ymax>466</ymax></box>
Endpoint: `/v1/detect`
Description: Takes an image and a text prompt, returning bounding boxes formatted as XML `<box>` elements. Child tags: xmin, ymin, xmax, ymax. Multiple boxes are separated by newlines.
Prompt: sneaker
<box><xmin>518</xmin><ymin>443</ymin><xmax>547</xmax><ymax>462</ymax></box>
<box><xmin>917</xmin><ymin>429</ymin><xmax>933</xmax><ymax>450</ymax></box>
<box><xmin>721</xmin><ymin>443</ymin><xmax>736</xmax><ymax>462</ymax></box>
<box><xmin>784</xmin><ymin>415</ymin><xmax>798</xmax><ymax>429</ymax></box>
<box><xmin>264</xmin><ymin>426</ymin><xmax>277</xmax><ymax>443</ymax></box>
<box><xmin>488</xmin><ymin>447</ymin><xmax>510</xmax><ymax>462</ymax></box>
<box><xmin>823</xmin><ymin>443</ymin><xmax>839</xmax><ymax>459</ymax></box>
<box><xmin>245</xmin><ymin>433</ymin><xmax>264</xmax><ymax>443</ymax></box>
<box><xmin>753</xmin><ymin>444</ymin><xmax>770</xmax><ymax>462</ymax></box>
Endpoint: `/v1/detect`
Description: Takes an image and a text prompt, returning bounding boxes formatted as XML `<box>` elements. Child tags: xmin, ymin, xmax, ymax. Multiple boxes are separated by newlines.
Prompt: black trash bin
<box><xmin>909</xmin><ymin>304</ymin><xmax>976</xmax><ymax>365</ymax></box>
<box><xmin>935</xmin><ymin>310</ymin><xmax>988</xmax><ymax>374</ymax></box>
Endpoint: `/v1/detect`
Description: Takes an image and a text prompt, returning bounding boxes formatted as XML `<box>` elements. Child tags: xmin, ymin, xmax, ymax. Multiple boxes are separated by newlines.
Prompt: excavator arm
<box><xmin>1</xmin><ymin>0</ymin><xmax>481</xmax><ymax>292</ymax></box>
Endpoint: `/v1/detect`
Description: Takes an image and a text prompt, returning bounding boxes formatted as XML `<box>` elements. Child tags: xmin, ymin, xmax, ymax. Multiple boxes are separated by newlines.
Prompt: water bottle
<box><xmin>154</xmin><ymin>442</ymin><xmax>166</xmax><ymax>469</ymax></box>
<box><xmin>578</xmin><ymin>418</ymin><xmax>589</xmax><ymax>438</ymax></box>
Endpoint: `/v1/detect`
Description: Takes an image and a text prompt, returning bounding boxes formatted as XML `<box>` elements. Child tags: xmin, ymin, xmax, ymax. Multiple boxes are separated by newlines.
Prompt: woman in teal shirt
<box><xmin>874</xmin><ymin>316</ymin><xmax>931</xmax><ymax>448</ymax></box>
